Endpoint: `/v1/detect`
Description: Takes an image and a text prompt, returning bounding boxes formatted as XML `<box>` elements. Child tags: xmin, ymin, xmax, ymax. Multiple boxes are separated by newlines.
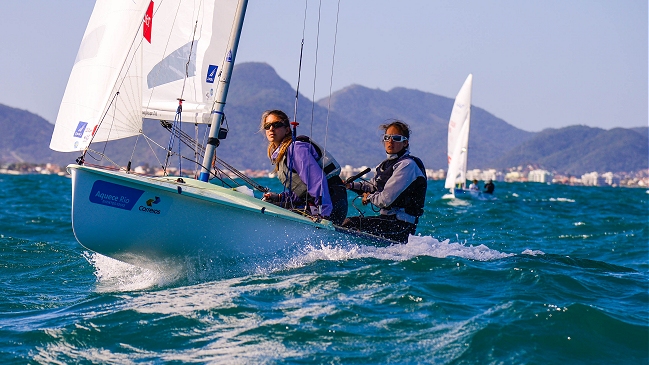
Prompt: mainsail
<box><xmin>50</xmin><ymin>0</ymin><xmax>239</xmax><ymax>153</ymax></box>
<box><xmin>444</xmin><ymin>74</ymin><xmax>473</xmax><ymax>190</ymax></box>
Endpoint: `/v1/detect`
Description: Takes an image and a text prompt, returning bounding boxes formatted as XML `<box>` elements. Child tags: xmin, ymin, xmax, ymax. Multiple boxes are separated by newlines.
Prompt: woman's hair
<box><xmin>259</xmin><ymin>109</ymin><xmax>290</xmax><ymax>132</ymax></box>
<box><xmin>379</xmin><ymin>119</ymin><xmax>410</xmax><ymax>139</ymax></box>
<box><xmin>260</xmin><ymin>110</ymin><xmax>292</xmax><ymax>169</ymax></box>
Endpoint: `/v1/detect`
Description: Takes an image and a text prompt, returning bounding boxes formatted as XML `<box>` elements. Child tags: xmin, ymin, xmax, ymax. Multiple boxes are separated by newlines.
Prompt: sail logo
<box><xmin>206</xmin><ymin>65</ymin><xmax>218</xmax><ymax>83</ymax></box>
<box><xmin>226</xmin><ymin>50</ymin><xmax>232</xmax><ymax>62</ymax></box>
<box><xmin>143</xmin><ymin>1</ymin><xmax>153</xmax><ymax>43</ymax></box>
<box><xmin>74</xmin><ymin>122</ymin><xmax>88</xmax><ymax>138</ymax></box>
<box><xmin>89</xmin><ymin>180</ymin><xmax>144</xmax><ymax>211</ymax></box>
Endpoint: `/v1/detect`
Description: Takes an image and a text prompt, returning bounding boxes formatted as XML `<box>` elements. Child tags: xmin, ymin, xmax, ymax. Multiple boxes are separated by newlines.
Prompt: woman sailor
<box><xmin>342</xmin><ymin>120</ymin><xmax>427</xmax><ymax>243</ymax></box>
<box><xmin>260</xmin><ymin>109</ymin><xmax>348</xmax><ymax>224</ymax></box>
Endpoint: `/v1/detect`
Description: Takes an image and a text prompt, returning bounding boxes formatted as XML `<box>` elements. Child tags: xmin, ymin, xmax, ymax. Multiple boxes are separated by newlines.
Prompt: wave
<box><xmin>85</xmin><ymin>235</ymin><xmax>522</xmax><ymax>291</ymax></box>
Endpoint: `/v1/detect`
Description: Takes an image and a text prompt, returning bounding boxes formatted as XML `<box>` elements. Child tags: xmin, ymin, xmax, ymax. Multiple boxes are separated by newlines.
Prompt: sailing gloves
<box><xmin>262</xmin><ymin>192</ymin><xmax>282</xmax><ymax>202</ymax></box>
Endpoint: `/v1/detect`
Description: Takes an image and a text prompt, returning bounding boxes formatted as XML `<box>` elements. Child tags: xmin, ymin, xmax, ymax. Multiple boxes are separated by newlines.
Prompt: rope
<box><xmin>163</xmin><ymin>101</ymin><xmax>184</xmax><ymax>175</ymax></box>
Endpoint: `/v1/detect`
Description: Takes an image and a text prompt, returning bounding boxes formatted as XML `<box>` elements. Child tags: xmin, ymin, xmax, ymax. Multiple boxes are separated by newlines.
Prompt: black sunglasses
<box><xmin>264</xmin><ymin>121</ymin><xmax>288</xmax><ymax>130</ymax></box>
<box><xmin>383</xmin><ymin>134</ymin><xmax>408</xmax><ymax>142</ymax></box>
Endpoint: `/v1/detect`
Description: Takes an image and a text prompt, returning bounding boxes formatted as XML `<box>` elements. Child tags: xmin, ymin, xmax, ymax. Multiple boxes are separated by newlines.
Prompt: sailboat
<box><xmin>50</xmin><ymin>0</ymin><xmax>394</xmax><ymax>269</ymax></box>
<box><xmin>444</xmin><ymin>74</ymin><xmax>483</xmax><ymax>199</ymax></box>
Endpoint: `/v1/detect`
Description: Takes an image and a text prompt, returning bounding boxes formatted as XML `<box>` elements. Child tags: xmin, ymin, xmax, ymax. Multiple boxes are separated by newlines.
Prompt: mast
<box><xmin>199</xmin><ymin>0</ymin><xmax>248</xmax><ymax>182</ymax></box>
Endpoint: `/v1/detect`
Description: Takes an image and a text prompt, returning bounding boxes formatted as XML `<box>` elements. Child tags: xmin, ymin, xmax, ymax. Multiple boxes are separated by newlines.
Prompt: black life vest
<box><xmin>374</xmin><ymin>152</ymin><xmax>427</xmax><ymax>217</ymax></box>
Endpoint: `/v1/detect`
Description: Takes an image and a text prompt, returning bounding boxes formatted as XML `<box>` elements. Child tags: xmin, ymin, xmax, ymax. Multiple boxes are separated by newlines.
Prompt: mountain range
<box><xmin>1</xmin><ymin>62</ymin><xmax>647</xmax><ymax>175</ymax></box>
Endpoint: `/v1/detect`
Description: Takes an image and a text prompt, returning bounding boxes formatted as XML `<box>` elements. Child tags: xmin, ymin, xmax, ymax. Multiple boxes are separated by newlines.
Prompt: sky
<box><xmin>0</xmin><ymin>0</ymin><xmax>646</xmax><ymax>132</ymax></box>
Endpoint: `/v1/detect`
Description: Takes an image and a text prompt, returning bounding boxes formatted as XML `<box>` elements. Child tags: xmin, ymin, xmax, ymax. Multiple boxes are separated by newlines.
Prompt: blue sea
<box><xmin>1</xmin><ymin>173</ymin><xmax>647</xmax><ymax>364</ymax></box>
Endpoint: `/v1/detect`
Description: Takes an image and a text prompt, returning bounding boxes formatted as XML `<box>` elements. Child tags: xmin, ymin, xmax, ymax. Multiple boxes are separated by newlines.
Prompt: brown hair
<box><xmin>379</xmin><ymin>119</ymin><xmax>411</xmax><ymax>139</ymax></box>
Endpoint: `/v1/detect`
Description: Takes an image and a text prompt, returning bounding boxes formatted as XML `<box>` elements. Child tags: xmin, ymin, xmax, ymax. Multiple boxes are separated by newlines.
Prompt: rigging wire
<box><xmin>308</xmin><ymin>0</ymin><xmax>322</xmax><ymax>139</ymax></box>
<box><xmin>282</xmin><ymin>0</ymin><xmax>312</xmax><ymax>212</ymax></box>
<box><xmin>284</xmin><ymin>0</ymin><xmax>343</xmax><ymax>217</ymax></box>
<box><xmin>128</xmin><ymin>134</ymin><xmax>141</xmax><ymax>172</ymax></box>
<box><xmin>322</xmin><ymin>0</ymin><xmax>342</xmax><ymax>165</ymax></box>
<box><xmin>77</xmin><ymin>90</ymin><xmax>121</xmax><ymax>164</ymax></box>
<box><xmin>164</xmin><ymin>15</ymin><xmax>201</xmax><ymax>177</ymax></box>
<box><xmin>308</xmin><ymin>0</ymin><xmax>324</xmax><ymax>216</ymax></box>
<box><xmin>292</xmin><ymin>0</ymin><xmax>309</xmax><ymax>127</ymax></box>
<box><xmin>159</xmin><ymin>120</ymin><xmax>269</xmax><ymax>192</ymax></box>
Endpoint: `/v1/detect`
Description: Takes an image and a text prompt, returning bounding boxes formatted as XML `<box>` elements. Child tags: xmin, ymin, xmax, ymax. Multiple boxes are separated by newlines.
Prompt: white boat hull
<box><xmin>68</xmin><ymin>164</ymin><xmax>360</xmax><ymax>268</ymax></box>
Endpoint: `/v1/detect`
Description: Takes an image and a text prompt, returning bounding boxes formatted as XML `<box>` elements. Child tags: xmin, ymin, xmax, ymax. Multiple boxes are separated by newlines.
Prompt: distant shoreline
<box><xmin>2</xmin><ymin>163</ymin><xmax>647</xmax><ymax>189</ymax></box>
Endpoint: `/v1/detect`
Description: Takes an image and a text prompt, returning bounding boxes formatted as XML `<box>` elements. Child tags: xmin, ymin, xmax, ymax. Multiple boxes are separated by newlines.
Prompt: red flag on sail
<box><xmin>143</xmin><ymin>1</ymin><xmax>154</xmax><ymax>43</ymax></box>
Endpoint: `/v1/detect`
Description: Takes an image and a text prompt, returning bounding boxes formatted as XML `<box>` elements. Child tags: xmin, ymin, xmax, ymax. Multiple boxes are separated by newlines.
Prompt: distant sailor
<box><xmin>484</xmin><ymin>179</ymin><xmax>495</xmax><ymax>194</ymax></box>
<box><xmin>342</xmin><ymin>120</ymin><xmax>427</xmax><ymax>243</ymax></box>
<box><xmin>469</xmin><ymin>179</ymin><xmax>480</xmax><ymax>191</ymax></box>
<box><xmin>260</xmin><ymin>109</ymin><xmax>347</xmax><ymax>224</ymax></box>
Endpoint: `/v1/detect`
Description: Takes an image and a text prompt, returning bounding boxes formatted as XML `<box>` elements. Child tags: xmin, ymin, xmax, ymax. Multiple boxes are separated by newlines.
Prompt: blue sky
<box><xmin>0</xmin><ymin>0</ymin><xmax>646</xmax><ymax>132</ymax></box>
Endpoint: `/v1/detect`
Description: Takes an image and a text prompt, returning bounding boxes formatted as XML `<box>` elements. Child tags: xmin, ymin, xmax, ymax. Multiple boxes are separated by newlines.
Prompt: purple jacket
<box><xmin>273</xmin><ymin>141</ymin><xmax>333</xmax><ymax>216</ymax></box>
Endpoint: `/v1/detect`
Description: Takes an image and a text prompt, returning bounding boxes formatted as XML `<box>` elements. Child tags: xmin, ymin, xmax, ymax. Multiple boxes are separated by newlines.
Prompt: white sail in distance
<box><xmin>444</xmin><ymin>74</ymin><xmax>473</xmax><ymax>190</ymax></box>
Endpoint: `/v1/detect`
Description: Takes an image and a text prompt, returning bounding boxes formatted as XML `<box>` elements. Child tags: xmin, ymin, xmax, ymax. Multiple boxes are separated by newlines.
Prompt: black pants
<box><xmin>327</xmin><ymin>177</ymin><xmax>348</xmax><ymax>225</ymax></box>
<box><xmin>341</xmin><ymin>214</ymin><xmax>416</xmax><ymax>243</ymax></box>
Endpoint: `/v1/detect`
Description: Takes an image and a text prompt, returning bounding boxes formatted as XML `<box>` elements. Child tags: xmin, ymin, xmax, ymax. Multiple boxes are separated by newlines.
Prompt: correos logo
<box><xmin>139</xmin><ymin>196</ymin><xmax>161</xmax><ymax>214</ymax></box>
<box><xmin>146</xmin><ymin>197</ymin><xmax>160</xmax><ymax>206</ymax></box>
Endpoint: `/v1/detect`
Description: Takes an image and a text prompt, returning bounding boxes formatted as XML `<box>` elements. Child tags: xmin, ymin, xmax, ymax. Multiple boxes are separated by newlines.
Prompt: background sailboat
<box><xmin>443</xmin><ymin>74</ymin><xmax>480</xmax><ymax>199</ymax></box>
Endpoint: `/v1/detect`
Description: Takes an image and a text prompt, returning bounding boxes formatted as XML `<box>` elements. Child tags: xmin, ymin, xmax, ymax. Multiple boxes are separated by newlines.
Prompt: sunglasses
<box><xmin>383</xmin><ymin>134</ymin><xmax>408</xmax><ymax>142</ymax></box>
<box><xmin>264</xmin><ymin>121</ymin><xmax>288</xmax><ymax>130</ymax></box>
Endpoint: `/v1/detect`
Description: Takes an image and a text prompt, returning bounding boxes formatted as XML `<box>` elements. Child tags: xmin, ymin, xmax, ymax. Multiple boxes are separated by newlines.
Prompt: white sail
<box><xmin>444</xmin><ymin>74</ymin><xmax>473</xmax><ymax>190</ymax></box>
<box><xmin>50</xmin><ymin>0</ymin><xmax>150</xmax><ymax>152</ymax></box>
<box><xmin>50</xmin><ymin>0</ymin><xmax>240</xmax><ymax>153</ymax></box>
<box><xmin>141</xmin><ymin>0</ymin><xmax>239</xmax><ymax>124</ymax></box>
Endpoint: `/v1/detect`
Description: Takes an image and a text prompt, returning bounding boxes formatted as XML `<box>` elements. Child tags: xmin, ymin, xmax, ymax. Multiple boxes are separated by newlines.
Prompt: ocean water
<box><xmin>1</xmin><ymin>173</ymin><xmax>647</xmax><ymax>364</ymax></box>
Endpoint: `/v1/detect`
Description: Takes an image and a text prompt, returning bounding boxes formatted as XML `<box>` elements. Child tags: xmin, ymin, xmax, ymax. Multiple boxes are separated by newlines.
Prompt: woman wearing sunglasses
<box><xmin>260</xmin><ymin>109</ymin><xmax>348</xmax><ymax>224</ymax></box>
<box><xmin>342</xmin><ymin>120</ymin><xmax>427</xmax><ymax>243</ymax></box>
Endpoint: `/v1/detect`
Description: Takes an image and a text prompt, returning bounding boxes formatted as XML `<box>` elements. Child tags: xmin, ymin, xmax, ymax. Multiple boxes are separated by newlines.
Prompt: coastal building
<box><xmin>505</xmin><ymin>171</ymin><xmax>526</xmax><ymax>182</ymax></box>
<box><xmin>581</xmin><ymin>172</ymin><xmax>605</xmax><ymax>186</ymax></box>
<box><xmin>601</xmin><ymin>172</ymin><xmax>620</xmax><ymax>187</ymax></box>
<box><xmin>426</xmin><ymin>169</ymin><xmax>446</xmax><ymax>180</ymax></box>
<box><xmin>480</xmin><ymin>169</ymin><xmax>500</xmax><ymax>182</ymax></box>
<box><xmin>528</xmin><ymin>169</ymin><xmax>553</xmax><ymax>183</ymax></box>
<box><xmin>465</xmin><ymin>169</ymin><xmax>482</xmax><ymax>182</ymax></box>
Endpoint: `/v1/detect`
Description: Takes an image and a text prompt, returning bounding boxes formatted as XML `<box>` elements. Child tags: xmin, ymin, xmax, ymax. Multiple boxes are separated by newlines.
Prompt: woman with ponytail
<box><xmin>260</xmin><ymin>109</ymin><xmax>347</xmax><ymax>224</ymax></box>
